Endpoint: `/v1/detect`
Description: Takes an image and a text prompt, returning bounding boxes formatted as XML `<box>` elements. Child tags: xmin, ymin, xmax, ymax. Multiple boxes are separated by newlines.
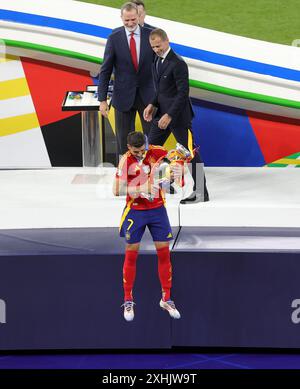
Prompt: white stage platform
<box><xmin>180</xmin><ymin>167</ymin><xmax>300</xmax><ymax>228</ymax></box>
<box><xmin>0</xmin><ymin>167</ymin><xmax>299</xmax><ymax>230</ymax></box>
<box><xmin>0</xmin><ymin>167</ymin><xmax>181</xmax><ymax>229</ymax></box>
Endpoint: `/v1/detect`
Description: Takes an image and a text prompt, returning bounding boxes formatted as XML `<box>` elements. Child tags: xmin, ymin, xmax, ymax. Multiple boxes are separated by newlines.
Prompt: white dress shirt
<box><xmin>125</xmin><ymin>25</ymin><xmax>141</xmax><ymax>64</ymax></box>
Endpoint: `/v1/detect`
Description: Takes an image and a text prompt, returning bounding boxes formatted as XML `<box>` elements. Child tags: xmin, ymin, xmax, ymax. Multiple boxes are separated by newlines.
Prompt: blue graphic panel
<box><xmin>192</xmin><ymin>100</ymin><xmax>265</xmax><ymax>166</ymax></box>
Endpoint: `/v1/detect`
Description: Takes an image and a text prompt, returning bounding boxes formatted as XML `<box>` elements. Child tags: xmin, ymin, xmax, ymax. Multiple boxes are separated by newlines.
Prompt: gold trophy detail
<box><xmin>141</xmin><ymin>143</ymin><xmax>193</xmax><ymax>201</ymax></box>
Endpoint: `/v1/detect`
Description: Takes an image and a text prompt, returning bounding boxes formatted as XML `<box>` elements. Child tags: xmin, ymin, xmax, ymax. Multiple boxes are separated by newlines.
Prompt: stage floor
<box><xmin>0</xmin><ymin>167</ymin><xmax>299</xmax><ymax>229</ymax></box>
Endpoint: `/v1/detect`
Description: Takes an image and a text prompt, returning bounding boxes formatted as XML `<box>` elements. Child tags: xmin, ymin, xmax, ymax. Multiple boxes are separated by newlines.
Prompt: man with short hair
<box><xmin>98</xmin><ymin>2</ymin><xmax>155</xmax><ymax>160</ymax></box>
<box><xmin>113</xmin><ymin>131</ymin><xmax>181</xmax><ymax>322</ymax></box>
<box><xmin>144</xmin><ymin>28</ymin><xmax>209</xmax><ymax>203</ymax></box>
<box><xmin>131</xmin><ymin>0</ymin><xmax>155</xmax><ymax>29</ymax></box>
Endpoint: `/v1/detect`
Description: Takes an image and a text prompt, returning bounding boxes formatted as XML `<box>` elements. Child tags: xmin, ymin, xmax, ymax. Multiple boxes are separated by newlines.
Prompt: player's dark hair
<box><xmin>127</xmin><ymin>131</ymin><xmax>146</xmax><ymax>148</ymax></box>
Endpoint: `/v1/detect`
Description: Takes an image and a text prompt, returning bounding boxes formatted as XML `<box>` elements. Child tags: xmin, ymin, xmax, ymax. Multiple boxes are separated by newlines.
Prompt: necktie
<box><xmin>156</xmin><ymin>56</ymin><xmax>163</xmax><ymax>75</ymax></box>
<box><xmin>130</xmin><ymin>32</ymin><xmax>138</xmax><ymax>71</ymax></box>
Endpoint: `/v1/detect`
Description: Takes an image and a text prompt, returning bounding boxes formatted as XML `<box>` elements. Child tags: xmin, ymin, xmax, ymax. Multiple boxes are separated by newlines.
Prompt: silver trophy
<box><xmin>141</xmin><ymin>143</ymin><xmax>192</xmax><ymax>201</ymax></box>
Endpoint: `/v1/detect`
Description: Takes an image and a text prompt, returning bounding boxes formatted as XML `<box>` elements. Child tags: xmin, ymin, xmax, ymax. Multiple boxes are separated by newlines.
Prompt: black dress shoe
<box><xmin>180</xmin><ymin>192</ymin><xmax>209</xmax><ymax>204</ymax></box>
<box><xmin>180</xmin><ymin>192</ymin><xmax>198</xmax><ymax>204</ymax></box>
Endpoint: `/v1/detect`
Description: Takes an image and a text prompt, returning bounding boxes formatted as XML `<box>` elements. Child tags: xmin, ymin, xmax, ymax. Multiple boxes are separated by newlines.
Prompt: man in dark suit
<box><xmin>132</xmin><ymin>0</ymin><xmax>155</xmax><ymax>29</ymax></box>
<box><xmin>98</xmin><ymin>2</ymin><xmax>154</xmax><ymax>159</ymax></box>
<box><xmin>143</xmin><ymin>28</ymin><xmax>209</xmax><ymax>203</ymax></box>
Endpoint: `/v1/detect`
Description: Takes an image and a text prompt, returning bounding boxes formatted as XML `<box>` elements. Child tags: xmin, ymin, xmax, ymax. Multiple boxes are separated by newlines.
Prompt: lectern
<box><xmin>62</xmin><ymin>90</ymin><xmax>103</xmax><ymax>167</ymax></box>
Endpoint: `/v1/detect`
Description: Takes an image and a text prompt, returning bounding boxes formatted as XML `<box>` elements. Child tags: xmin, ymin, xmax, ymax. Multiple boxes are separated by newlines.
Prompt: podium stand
<box><xmin>62</xmin><ymin>90</ymin><xmax>103</xmax><ymax>167</ymax></box>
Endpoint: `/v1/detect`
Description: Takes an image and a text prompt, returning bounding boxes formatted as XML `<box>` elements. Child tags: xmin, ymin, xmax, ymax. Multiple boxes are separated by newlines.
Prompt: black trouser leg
<box><xmin>135</xmin><ymin>93</ymin><xmax>152</xmax><ymax>137</ymax></box>
<box><xmin>114</xmin><ymin>109</ymin><xmax>135</xmax><ymax>161</ymax></box>
<box><xmin>147</xmin><ymin>119</ymin><xmax>171</xmax><ymax>146</ymax></box>
<box><xmin>115</xmin><ymin>93</ymin><xmax>151</xmax><ymax>162</ymax></box>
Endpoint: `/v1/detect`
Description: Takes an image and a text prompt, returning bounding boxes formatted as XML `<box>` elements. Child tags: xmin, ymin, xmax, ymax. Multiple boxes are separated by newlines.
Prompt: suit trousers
<box><xmin>148</xmin><ymin>121</ymin><xmax>209</xmax><ymax>199</ymax></box>
<box><xmin>114</xmin><ymin>92</ymin><xmax>152</xmax><ymax>161</ymax></box>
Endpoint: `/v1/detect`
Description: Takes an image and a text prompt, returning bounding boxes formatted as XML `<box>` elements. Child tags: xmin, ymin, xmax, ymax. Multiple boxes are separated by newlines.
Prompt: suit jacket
<box><xmin>98</xmin><ymin>26</ymin><xmax>155</xmax><ymax>112</ymax></box>
<box><xmin>142</xmin><ymin>22</ymin><xmax>155</xmax><ymax>29</ymax></box>
<box><xmin>152</xmin><ymin>48</ymin><xmax>194</xmax><ymax>128</ymax></box>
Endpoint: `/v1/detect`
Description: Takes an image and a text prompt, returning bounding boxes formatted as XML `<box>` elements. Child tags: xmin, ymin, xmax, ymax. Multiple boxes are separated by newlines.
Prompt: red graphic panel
<box><xmin>21</xmin><ymin>58</ymin><xmax>93</xmax><ymax>126</ymax></box>
<box><xmin>248</xmin><ymin>111</ymin><xmax>300</xmax><ymax>163</ymax></box>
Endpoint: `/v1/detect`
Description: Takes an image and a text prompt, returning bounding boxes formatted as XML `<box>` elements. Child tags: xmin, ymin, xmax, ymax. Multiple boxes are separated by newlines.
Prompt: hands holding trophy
<box><xmin>141</xmin><ymin>143</ymin><xmax>193</xmax><ymax>201</ymax></box>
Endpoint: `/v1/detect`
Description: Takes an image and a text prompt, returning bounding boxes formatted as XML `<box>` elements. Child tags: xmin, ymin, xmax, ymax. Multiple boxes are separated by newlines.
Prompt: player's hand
<box><xmin>170</xmin><ymin>162</ymin><xmax>184</xmax><ymax>179</ymax></box>
<box><xmin>150</xmin><ymin>183</ymin><xmax>160</xmax><ymax>198</ymax></box>
<box><xmin>158</xmin><ymin>113</ymin><xmax>172</xmax><ymax>129</ymax></box>
<box><xmin>143</xmin><ymin>104</ymin><xmax>154</xmax><ymax>122</ymax></box>
<box><xmin>99</xmin><ymin>101</ymin><xmax>109</xmax><ymax>117</ymax></box>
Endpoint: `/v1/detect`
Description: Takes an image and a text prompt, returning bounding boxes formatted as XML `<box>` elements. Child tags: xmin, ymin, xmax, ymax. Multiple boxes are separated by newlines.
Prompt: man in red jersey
<box><xmin>113</xmin><ymin>131</ymin><xmax>181</xmax><ymax>322</ymax></box>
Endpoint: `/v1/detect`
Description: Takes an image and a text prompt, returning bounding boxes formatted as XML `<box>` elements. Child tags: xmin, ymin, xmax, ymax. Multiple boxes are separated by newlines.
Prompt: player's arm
<box><xmin>113</xmin><ymin>176</ymin><xmax>127</xmax><ymax>196</ymax></box>
<box><xmin>113</xmin><ymin>154</ymin><xmax>129</xmax><ymax>196</ymax></box>
<box><xmin>113</xmin><ymin>176</ymin><xmax>154</xmax><ymax>198</ymax></box>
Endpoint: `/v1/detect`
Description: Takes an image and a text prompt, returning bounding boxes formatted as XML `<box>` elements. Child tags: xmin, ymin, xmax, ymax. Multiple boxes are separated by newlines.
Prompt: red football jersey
<box><xmin>115</xmin><ymin>145</ymin><xmax>167</xmax><ymax>210</ymax></box>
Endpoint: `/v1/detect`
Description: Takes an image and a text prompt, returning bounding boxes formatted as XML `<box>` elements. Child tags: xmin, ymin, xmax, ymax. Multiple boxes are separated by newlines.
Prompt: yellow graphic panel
<box><xmin>272</xmin><ymin>158</ymin><xmax>300</xmax><ymax>166</ymax></box>
<box><xmin>107</xmin><ymin>107</ymin><xmax>115</xmax><ymax>135</ymax></box>
<box><xmin>0</xmin><ymin>113</ymin><xmax>40</xmax><ymax>137</ymax></box>
<box><xmin>0</xmin><ymin>78</ymin><xmax>30</xmax><ymax>100</ymax></box>
<box><xmin>107</xmin><ymin>107</ymin><xmax>177</xmax><ymax>151</ymax></box>
<box><xmin>135</xmin><ymin>112</ymin><xmax>143</xmax><ymax>133</ymax></box>
<box><xmin>164</xmin><ymin>132</ymin><xmax>176</xmax><ymax>150</ymax></box>
<box><xmin>266</xmin><ymin>152</ymin><xmax>300</xmax><ymax>167</ymax></box>
<box><xmin>0</xmin><ymin>54</ymin><xmax>19</xmax><ymax>63</ymax></box>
